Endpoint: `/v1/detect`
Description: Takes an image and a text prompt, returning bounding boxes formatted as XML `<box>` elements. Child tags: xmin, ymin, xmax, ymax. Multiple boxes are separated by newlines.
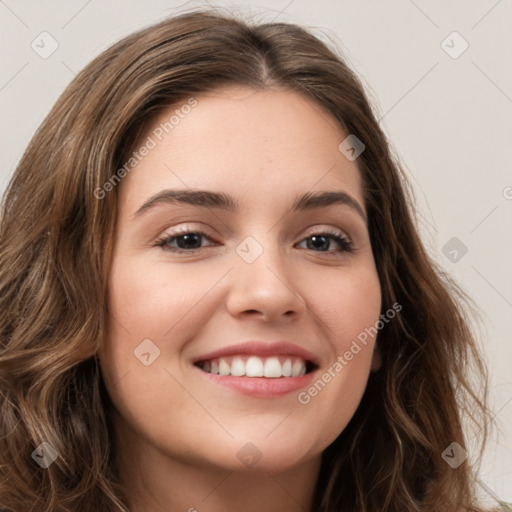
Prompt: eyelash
<box><xmin>154</xmin><ymin>227</ymin><xmax>354</xmax><ymax>255</ymax></box>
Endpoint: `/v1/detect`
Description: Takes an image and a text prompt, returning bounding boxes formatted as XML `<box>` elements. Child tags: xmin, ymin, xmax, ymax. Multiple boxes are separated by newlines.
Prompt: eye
<box><xmin>296</xmin><ymin>229</ymin><xmax>354</xmax><ymax>254</ymax></box>
<box><xmin>155</xmin><ymin>229</ymin><xmax>216</xmax><ymax>253</ymax></box>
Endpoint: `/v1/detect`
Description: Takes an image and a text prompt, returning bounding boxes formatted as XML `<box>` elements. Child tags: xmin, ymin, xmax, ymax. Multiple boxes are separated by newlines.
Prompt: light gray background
<box><xmin>1</xmin><ymin>0</ymin><xmax>511</xmax><ymax>501</ymax></box>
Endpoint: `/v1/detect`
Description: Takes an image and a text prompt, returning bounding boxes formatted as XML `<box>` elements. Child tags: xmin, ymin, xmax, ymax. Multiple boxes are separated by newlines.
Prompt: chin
<box><xmin>208</xmin><ymin>436</ymin><xmax>322</xmax><ymax>474</ymax></box>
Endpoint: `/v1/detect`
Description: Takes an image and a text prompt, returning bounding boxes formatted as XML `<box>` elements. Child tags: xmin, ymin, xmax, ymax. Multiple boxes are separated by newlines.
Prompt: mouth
<box><xmin>195</xmin><ymin>355</ymin><xmax>317</xmax><ymax>378</ymax></box>
<box><xmin>192</xmin><ymin>341</ymin><xmax>320</xmax><ymax>398</ymax></box>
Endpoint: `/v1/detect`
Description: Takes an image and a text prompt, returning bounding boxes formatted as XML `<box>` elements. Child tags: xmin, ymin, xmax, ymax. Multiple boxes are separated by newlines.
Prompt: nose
<box><xmin>225</xmin><ymin>239</ymin><xmax>306</xmax><ymax>322</ymax></box>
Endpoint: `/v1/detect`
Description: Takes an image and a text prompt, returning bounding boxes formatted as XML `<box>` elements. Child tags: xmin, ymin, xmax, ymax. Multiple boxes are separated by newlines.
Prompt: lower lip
<box><xmin>195</xmin><ymin>366</ymin><xmax>317</xmax><ymax>398</ymax></box>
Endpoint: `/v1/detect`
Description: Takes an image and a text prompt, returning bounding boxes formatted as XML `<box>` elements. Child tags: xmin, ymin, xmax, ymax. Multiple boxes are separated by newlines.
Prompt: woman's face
<box><xmin>100</xmin><ymin>85</ymin><xmax>382</xmax><ymax>473</ymax></box>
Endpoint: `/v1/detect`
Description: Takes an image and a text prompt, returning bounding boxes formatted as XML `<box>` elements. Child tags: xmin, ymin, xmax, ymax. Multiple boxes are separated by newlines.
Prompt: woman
<box><xmin>0</xmin><ymin>8</ymin><xmax>507</xmax><ymax>512</ymax></box>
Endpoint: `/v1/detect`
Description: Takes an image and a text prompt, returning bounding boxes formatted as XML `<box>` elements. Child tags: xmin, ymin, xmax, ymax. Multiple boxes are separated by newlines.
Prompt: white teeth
<box><xmin>230</xmin><ymin>356</ymin><xmax>246</xmax><ymax>376</ymax></box>
<box><xmin>291</xmin><ymin>359</ymin><xmax>306</xmax><ymax>377</ymax></box>
<box><xmin>245</xmin><ymin>356</ymin><xmax>264</xmax><ymax>377</ymax></box>
<box><xmin>199</xmin><ymin>355</ymin><xmax>308</xmax><ymax>378</ymax></box>
<box><xmin>219</xmin><ymin>358</ymin><xmax>231</xmax><ymax>376</ymax></box>
<box><xmin>263</xmin><ymin>357</ymin><xmax>282</xmax><ymax>378</ymax></box>
<box><xmin>282</xmin><ymin>359</ymin><xmax>292</xmax><ymax>377</ymax></box>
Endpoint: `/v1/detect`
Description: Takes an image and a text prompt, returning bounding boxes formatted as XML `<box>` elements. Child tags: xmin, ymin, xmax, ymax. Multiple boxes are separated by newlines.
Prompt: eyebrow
<box><xmin>133</xmin><ymin>189</ymin><xmax>366</xmax><ymax>222</ymax></box>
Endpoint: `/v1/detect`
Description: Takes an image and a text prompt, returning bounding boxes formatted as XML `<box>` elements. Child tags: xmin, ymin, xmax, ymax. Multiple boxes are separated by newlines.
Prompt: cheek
<box><xmin>106</xmin><ymin>253</ymin><xmax>222</xmax><ymax>339</ymax></box>
<box><xmin>294</xmin><ymin>263</ymin><xmax>381</xmax><ymax>439</ymax></box>
<box><xmin>305</xmin><ymin>261</ymin><xmax>382</xmax><ymax>347</ymax></box>
<box><xmin>99</xmin><ymin>253</ymin><xmax>209</xmax><ymax>444</ymax></box>
<box><xmin>100</xmin><ymin>252</ymin><xmax>229</xmax><ymax>403</ymax></box>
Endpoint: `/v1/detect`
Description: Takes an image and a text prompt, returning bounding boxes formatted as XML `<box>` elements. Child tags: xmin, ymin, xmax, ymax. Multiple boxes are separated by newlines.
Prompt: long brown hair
<box><xmin>0</xmin><ymin>8</ymin><xmax>492</xmax><ymax>511</ymax></box>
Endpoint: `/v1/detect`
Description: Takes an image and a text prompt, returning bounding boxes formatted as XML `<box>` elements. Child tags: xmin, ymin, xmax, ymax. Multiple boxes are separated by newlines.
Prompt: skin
<box><xmin>99</xmin><ymin>85</ymin><xmax>382</xmax><ymax>512</ymax></box>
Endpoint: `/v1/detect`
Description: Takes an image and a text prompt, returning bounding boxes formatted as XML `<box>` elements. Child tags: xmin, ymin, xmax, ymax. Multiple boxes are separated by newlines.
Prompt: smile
<box><xmin>195</xmin><ymin>355</ymin><xmax>314</xmax><ymax>378</ymax></box>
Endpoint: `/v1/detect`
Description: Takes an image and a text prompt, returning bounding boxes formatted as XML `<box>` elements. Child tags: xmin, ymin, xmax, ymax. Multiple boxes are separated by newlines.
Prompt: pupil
<box><xmin>310</xmin><ymin>235</ymin><xmax>328</xmax><ymax>251</ymax></box>
<box><xmin>178</xmin><ymin>233</ymin><xmax>201</xmax><ymax>249</ymax></box>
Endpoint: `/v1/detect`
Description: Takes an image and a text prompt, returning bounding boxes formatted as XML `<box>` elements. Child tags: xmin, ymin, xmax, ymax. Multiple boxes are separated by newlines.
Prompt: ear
<box><xmin>370</xmin><ymin>343</ymin><xmax>382</xmax><ymax>372</ymax></box>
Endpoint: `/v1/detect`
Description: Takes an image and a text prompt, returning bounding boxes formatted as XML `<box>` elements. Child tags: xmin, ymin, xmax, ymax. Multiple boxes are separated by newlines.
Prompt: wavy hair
<box><xmin>0</xmin><ymin>8</ymin><xmax>492</xmax><ymax>511</ymax></box>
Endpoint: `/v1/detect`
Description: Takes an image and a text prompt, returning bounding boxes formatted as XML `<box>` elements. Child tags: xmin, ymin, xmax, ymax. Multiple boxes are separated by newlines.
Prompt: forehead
<box><xmin>118</xmin><ymin>85</ymin><xmax>364</xmax><ymax>214</ymax></box>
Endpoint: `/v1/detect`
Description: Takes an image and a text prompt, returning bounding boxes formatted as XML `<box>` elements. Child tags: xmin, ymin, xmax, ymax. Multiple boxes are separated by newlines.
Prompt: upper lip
<box><xmin>193</xmin><ymin>340</ymin><xmax>319</xmax><ymax>366</ymax></box>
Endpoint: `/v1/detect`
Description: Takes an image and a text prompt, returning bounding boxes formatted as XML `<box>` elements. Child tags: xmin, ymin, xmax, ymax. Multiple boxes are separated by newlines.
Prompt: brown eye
<box><xmin>297</xmin><ymin>230</ymin><xmax>354</xmax><ymax>254</ymax></box>
<box><xmin>155</xmin><ymin>230</ymin><xmax>216</xmax><ymax>253</ymax></box>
